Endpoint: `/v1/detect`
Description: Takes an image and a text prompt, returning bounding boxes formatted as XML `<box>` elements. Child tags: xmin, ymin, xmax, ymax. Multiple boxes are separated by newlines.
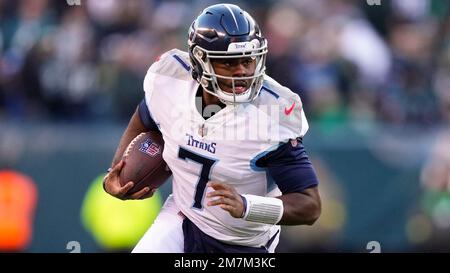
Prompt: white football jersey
<box><xmin>143</xmin><ymin>49</ymin><xmax>309</xmax><ymax>247</ymax></box>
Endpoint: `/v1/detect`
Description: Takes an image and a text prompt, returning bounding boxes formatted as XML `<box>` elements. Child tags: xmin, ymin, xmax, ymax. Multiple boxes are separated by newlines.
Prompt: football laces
<box><xmin>123</xmin><ymin>133</ymin><xmax>146</xmax><ymax>158</ymax></box>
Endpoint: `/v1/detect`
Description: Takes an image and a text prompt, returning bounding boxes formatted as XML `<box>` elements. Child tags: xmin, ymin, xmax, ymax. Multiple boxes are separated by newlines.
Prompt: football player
<box><xmin>103</xmin><ymin>3</ymin><xmax>321</xmax><ymax>253</ymax></box>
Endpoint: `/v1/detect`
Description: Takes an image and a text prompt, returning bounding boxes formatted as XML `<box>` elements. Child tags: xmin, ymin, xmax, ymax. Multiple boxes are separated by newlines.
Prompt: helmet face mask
<box><xmin>188</xmin><ymin>4</ymin><xmax>268</xmax><ymax>104</ymax></box>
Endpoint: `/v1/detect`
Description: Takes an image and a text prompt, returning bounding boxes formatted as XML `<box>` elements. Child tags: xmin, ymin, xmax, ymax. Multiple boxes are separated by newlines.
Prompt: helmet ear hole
<box><xmin>189</xmin><ymin>45</ymin><xmax>204</xmax><ymax>82</ymax></box>
<box><xmin>193</xmin><ymin>47</ymin><xmax>205</xmax><ymax>61</ymax></box>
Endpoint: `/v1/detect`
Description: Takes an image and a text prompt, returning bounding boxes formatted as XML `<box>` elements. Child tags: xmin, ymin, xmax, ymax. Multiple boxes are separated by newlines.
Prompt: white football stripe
<box><xmin>224</xmin><ymin>4</ymin><xmax>239</xmax><ymax>31</ymax></box>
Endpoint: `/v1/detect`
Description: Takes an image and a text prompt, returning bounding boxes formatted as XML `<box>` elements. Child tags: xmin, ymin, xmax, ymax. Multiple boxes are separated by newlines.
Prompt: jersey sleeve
<box><xmin>142</xmin><ymin>50</ymin><xmax>172</xmax><ymax>115</ymax></box>
<box><xmin>142</xmin><ymin>49</ymin><xmax>192</xmax><ymax>127</ymax></box>
<box><xmin>277</xmin><ymin>93</ymin><xmax>309</xmax><ymax>142</ymax></box>
<box><xmin>256</xmin><ymin>138</ymin><xmax>319</xmax><ymax>194</ymax></box>
<box><xmin>138</xmin><ymin>99</ymin><xmax>160</xmax><ymax>131</ymax></box>
<box><xmin>259</xmin><ymin>76</ymin><xmax>310</xmax><ymax>143</ymax></box>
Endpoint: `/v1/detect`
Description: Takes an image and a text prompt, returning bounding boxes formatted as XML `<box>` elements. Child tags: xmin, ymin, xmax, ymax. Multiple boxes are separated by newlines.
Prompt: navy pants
<box><xmin>182</xmin><ymin>217</ymin><xmax>275</xmax><ymax>253</ymax></box>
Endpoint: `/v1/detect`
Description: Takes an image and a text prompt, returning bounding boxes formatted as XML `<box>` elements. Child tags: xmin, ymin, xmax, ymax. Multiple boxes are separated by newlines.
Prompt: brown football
<box><xmin>119</xmin><ymin>131</ymin><xmax>171</xmax><ymax>197</ymax></box>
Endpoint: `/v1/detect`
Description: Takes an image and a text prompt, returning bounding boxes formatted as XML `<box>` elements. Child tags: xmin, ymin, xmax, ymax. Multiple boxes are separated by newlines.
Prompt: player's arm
<box><xmin>262</xmin><ymin>139</ymin><xmax>321</xmax><ymax>225</ymax></box>
<box><xmin>207</xmin><ymin>183</ymin><xmax>320</xmax><ymax>225</ymax></box>
<box><xmin>110</xmin><ymin>100</ymin><xmax>155</xmax><ymax>166</ymax></box>
<box><xmin>277</xmin><ymin>186</ymin><xmax>320</xmax><ymax>225</ymax></box>
<box><xmin>104</xmin><ymin>99</ymin><xmax>160</xmax><ymax>200</ymax></box>
<box><xmin>207</xmin><ymin>138</ymin><xmax>321</xmax><ymax>225</ymax></box>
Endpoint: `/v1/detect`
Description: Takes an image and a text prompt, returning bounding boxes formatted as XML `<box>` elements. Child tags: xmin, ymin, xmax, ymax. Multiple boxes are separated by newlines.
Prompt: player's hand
<box><xmin>103</xmin><ymin>160</ymin><xmax>155</xmax><ymax>200</ymax></box>
<box><xmin>206</xmin><ymin>181</ymin><xmax>245</xmax><ymax>218</ymax></box>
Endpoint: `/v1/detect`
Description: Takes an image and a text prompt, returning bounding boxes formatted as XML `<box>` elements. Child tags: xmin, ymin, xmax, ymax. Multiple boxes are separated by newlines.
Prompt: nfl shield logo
<box><xmin>139</xmin><ymin>138</ymin><xmax>161</xmax><ymax>157</ymax></box>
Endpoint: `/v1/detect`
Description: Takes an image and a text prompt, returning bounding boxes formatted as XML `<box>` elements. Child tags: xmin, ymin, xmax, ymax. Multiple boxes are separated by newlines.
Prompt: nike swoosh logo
<box><xmin>284</xmin><ymin>102</ymin><xmax>296</xmax><ymax>115</ymax></box>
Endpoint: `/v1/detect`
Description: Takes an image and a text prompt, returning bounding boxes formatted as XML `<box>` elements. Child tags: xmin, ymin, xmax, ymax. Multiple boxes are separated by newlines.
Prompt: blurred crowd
<box><xmin>0</xmin><ymin>0</ymin><xmax>449</xmax><ymax>126</ymax></box>
<box><xmin>1</xmin><ymin>0</ymin><xmax>450</xmax><ymax>252</ymax></box>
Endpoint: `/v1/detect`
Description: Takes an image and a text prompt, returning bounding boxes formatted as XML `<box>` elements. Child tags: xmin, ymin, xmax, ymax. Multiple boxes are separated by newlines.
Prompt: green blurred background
<box><xmin>1</xmin><ymin>0</ymin><xmax>450</xmax><ymax>252</ymax></box>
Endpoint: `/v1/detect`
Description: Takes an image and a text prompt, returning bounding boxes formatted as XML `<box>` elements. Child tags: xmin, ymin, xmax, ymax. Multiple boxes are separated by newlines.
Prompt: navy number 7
<box><xmin>178</xmin><ymin>147</ymin><xmax>217</xmax><ymax>209</ymax></box>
